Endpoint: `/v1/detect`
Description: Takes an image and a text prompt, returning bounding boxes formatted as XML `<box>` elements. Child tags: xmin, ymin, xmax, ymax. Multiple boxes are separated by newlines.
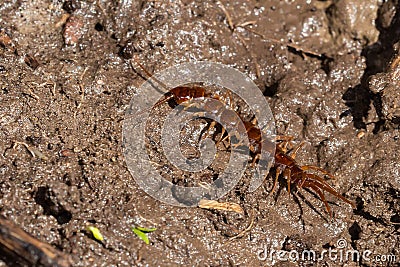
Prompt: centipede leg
<box><xmin>276</xmin><ymin>135</ymin><xmax>295</xmax><ymax>142</ymax></box>
<box><xmin>251</xmin><ymin>153</ymin><xmax>260</xmax><ymax>167</ymax></box>
<box><xmin>301</xmin><ymin>165</ymin><xmax>335</xmax><ymax>179</ymax></box>
<box><xmin>276</xmin><ymin>136</ymin><xmax>295</xmax><ymax>152</ymax></box>
<box><xmin>216</xmin><ymin>128</ymin><xmax>228</xmax><ymax>145</ymax></box>
<box><xmin>181</xmin><ymin>103</ymin><xmax>218</xmax><ymax>142</ymax></box>
<box><xmin>298</xmin><ymin>173</ymin><xmax>307</xmax><ymax>188</ymax></box>
<box><xmin>270</xmin><ymin>165</ymin><xmax>282</xmax><ymax>195</ymax></box>
<box><xmin>305</xmin><ymin>174</ymin><xmax>355</xmax><ymax>208</ymax></box>
<box><xmin>205</xmin><ymin>121</ymin><xmax>217</xmax><ymax>138</ymax></box>
<box><xmin>303</xmin><ymin>181</ymin><xmax>332</xmax><ymax>217</ymax></box>
<box><xmin>284</xmin><ymin>168</ymin><xmax>292</xmax><ymax>195</ymax></box>
<box><xmin>220</xmin><ymin>90</ymin><xmax>235</xmax><ymax>110</ymax></box>
<box><xmin>289</xmin><ymin>141</ymin><xmax>305</xmax><ymax>159</ymax></box>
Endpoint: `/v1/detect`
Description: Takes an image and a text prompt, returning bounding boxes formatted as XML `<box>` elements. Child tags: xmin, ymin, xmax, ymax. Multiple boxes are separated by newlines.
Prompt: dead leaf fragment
<box><xmin>198</xmin><ymin>199</ymin><xmax>243</xmax><ymax>213</ymax></box>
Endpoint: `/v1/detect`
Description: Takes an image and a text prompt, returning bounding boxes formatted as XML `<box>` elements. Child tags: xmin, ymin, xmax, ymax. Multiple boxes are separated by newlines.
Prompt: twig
<box><xmin>0</xmin><ymin>216</ymin><xmax>73</xmax><ymax>267</ymax></box>
<box><xmin>31</xmin><ymin>81</ymin><xmax>57</xmax><ymax>97</ymax></box>
<box><xmin>217</xmin><ymin>1</ymin><xmax>234</xmax><ymax>31</ymax></box>
<box><xmin>76</xmin><ymin>67</ymin><xmax>88</xmax><ymax>109</ymax></box>
<box><xmin>235</xmin><ymin>33</ymin><xmax>261</xmax><ymax>78</ymax></box>
<box><xmin>198</xmin><ymin>199</ymin><xmax>244</xmax><ymax>213</ymax></box>
<box><xmin>96</xmin><ymin>0</ymin><xmax>107</xmax><ymax>16</ymax></box>
<box><xmin>237</xmin><ymin>21</ymin><xmax>257</xmax><ymax>27</ymax></box>
<box><xmin>13</xmin><ymin>141</ymin><xmax>48</xmax><ymax>161</ymax></box>
<box><xmin>224</xmin><ymin>209</ymin><xmax>256</xmax><ymax>245</ymax></box>
<box><xmin>55</xmin><ymin>13</ymin><xmax>70</xmax><ymax>28</ymax></box>
<box><xmin>51</xmin><ymin>81</ymin><xmax>56</xmax><ymax>96</ymax></box>
<box><xmin>25</xmin><ymin>87</ymin><xmax>40</xmax><ymax>100</ymax></box>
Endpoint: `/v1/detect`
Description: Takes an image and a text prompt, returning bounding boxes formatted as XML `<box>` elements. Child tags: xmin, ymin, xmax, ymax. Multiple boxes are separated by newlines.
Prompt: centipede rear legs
<box><xmin>273</xmin><ymin>137</ymin><xmax>355</xmax><ymax>217</ymax></box>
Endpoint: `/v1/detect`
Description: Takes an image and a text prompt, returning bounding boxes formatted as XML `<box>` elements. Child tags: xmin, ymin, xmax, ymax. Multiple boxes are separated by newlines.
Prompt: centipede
<box><xmin>130</xmin><ymin>58</ymin><xmax>355</xmax><ymax>217</ymax></box>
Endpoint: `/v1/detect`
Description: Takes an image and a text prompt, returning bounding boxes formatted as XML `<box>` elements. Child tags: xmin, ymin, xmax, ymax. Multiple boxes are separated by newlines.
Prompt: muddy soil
<box><xmin>1</xmin><ymin>0</ymin><xmax>399</xmax><ymax>266</ymax></box>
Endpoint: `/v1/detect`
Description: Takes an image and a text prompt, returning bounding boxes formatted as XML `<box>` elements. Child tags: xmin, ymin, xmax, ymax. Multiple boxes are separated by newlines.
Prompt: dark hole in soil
<box><xmin>95</xmin><ymin>22</ymin><xmax>104</xmax><ymax>32</ymax></box>
<box><xmin>349</xmin><ymin>221</ymin><xmax>362</xmax><ymax>241</ymax></box>
<box><xmin>34</xmin><ymin>187</ymin><xmax>72</xmax><ymax>225</ymax></box>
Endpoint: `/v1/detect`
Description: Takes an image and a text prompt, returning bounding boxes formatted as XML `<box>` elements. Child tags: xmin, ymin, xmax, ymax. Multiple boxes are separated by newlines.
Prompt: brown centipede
<box><xmin>130</xmin><ymin>58</ymin><xmax>355</xmax><ymax>217</ymax></box>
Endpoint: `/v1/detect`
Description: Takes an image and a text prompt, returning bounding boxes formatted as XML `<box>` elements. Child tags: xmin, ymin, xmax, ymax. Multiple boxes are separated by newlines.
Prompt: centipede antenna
<box><xmin>129</xmin><ymin>56</ymin><xmax>175</xmax><ymax>110</ymax></box>
<box><xmin>132</xmin><ymin>55</ymin><xmax>154</xmax><ymax>78</ymax></box>
<box><xmin>129</xmin><ymin>56</ymin><xmax>169</xmax><ymax>94</ymax></box>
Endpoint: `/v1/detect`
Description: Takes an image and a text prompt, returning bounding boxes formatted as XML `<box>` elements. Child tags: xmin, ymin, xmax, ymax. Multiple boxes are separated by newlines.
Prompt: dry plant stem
<box><xmin>226</xmin><ymin>209</ymin><xmax>256</xmax><ymax>243</ymax></box>
<box><xmin>0</xmin><ymin>216</ymin><xmax>73</xmax><ymax>267</ymax></box>
<box><xmin>25</xmin><ymin>87</ymin><xmax>40</xmax><ymax>100</ymax></box>
<box><xmin>217</xmin><ymin>1</ymin><xmax>234</xmax><ymax>31</ymax></box>
<box><xmin>13</xmin><ymin>141</ymin><xmax>48</xmax><ymax>161</ymax></box>
<box><xmin>55</xmin><ymin>13</ymin><xmax>70</xmax><ymax>28</ymax></box>
<box><xmin>76</xmin><ymin>67</ymin><xmax>88</xmax><ymax>109</ymax></box>
<box><xmin>198</xmin><ymin>199</ymin><xmax>244</xmax><ymax>214</ymax></box>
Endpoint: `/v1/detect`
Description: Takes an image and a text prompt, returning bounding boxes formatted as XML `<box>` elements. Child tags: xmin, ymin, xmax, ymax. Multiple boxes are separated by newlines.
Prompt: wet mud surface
<box><xmin>1</xmin><ymin>0</ymin><xmax>399</xmax><ymax>266</ymax></box>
